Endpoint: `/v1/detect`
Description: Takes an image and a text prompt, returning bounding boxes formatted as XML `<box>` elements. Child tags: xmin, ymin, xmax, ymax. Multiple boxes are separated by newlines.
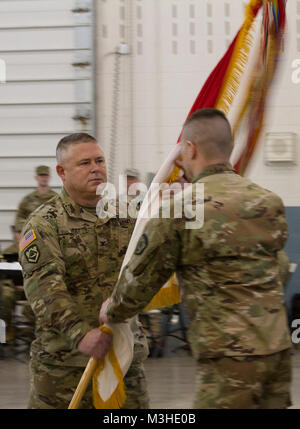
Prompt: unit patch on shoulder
<box><xmin>24</xmin><ymin>245</ymin><xmax>40</xmax><ymax>264</ymax></box>
<box><xmin>134</xmin><ymin>234</ymin><xmax>148</xmax><ymax>256</ymax></box>
<box><xmin>19</xmin><ymin>229</ymin><xmax>37</xmax><ymax>252</ymax></box>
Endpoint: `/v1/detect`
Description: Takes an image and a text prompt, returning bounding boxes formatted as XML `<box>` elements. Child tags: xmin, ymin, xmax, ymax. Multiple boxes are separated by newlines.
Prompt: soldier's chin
<box><xmin>89</xmin><ymin>179</ymin><xmax>104</xmax><ymax>187</ymax></box>
<box><xmin>88</xmin><ymin>183</ymin><xmax>103</xmax><ymax>194</ymax></box>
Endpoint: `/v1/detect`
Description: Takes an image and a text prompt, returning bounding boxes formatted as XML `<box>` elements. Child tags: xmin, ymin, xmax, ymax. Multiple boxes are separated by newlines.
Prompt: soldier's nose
<box><xmin>90</xmin><ymin>162</ymin><xmax>100</xmax><ymax>172</ymax></box>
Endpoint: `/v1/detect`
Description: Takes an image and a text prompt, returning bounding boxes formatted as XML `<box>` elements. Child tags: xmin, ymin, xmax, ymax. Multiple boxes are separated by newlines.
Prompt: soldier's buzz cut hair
<box><xmin>184</xmin><ymin>108</ymin><xmax>228</xmax><ymax>125</ymax></box>
<box><xmin>182</xmin><ymin>108</ymin><xmax>233</xmax><ymax>160</ymax></box>
<box><xmin>56</xmin><ymin>133</ymin><xmax>97</xmax><ymax>163</ymax></box>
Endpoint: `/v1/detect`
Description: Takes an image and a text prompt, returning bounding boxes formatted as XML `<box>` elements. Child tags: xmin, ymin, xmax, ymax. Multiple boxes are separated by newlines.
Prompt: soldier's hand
<box><xmin>77</xmin><ymin>328</ymin><xmax>112</xmax><ymax>360</ymax></box>
<box><xmin>99</xmin><ymin>298</ymin><xmax>110</xmax><ymax>325</ymax></box>
<box><xmin>175</xmin><ymin>159</ymin><xmax>192</xmax><ymax>182</ymax></box>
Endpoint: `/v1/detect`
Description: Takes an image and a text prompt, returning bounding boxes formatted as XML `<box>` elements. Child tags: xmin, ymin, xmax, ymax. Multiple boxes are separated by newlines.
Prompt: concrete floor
<box><xmin>0</xmin><ymin>348</ymin><xmax>299</xmax><ymax>409</ymax></box>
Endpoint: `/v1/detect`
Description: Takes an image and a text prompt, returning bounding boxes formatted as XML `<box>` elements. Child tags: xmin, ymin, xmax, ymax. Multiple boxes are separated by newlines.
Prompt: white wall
<box><xmin>0</xmin><ymin>0</ymin><xmax>94</xmax><ymax>250</ymax></box>
<box><xmin>95</xmin><ymin>0</ymin><xmax>245</xmax><ymax>183</ymax></box>
<box><xmin>95</xmin><ymin>0</ymin><xmax>300</xmax><ymax>206</ymax></box>
<box><xmin>246</xmin><ymin>0</ymin><xmax>300</xmax><ymax>207</ymax></box>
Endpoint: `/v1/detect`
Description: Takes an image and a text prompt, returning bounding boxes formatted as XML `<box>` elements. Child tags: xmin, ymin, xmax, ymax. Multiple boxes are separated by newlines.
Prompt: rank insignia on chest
<box><xmin>25</xmin><ymin>245</ymin><xmax>40</xmax><ymax>263</ymax></box>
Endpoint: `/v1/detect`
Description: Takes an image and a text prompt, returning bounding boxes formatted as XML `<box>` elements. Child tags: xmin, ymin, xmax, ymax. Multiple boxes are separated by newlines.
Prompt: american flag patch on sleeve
<box><xmin>19</xmin><ymin>229</ymin><xmax>37</xmax><ymax>252</ymax></box>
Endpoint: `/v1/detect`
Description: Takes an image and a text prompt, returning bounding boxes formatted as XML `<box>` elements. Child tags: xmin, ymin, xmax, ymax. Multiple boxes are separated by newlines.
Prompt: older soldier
<box><xmin>100</xmin><ymin>108</ymin><xmax>292</xmax><ymax>409</ymax></box>
<box><xmin>15</xmin><ymin>165</ymin><xmax>57</xmax><ymax>240</ymax></box>
<box><xmin>19</xmin><ymin>133</ymin><xmax>148</xmax><ymax>409</ymax></box>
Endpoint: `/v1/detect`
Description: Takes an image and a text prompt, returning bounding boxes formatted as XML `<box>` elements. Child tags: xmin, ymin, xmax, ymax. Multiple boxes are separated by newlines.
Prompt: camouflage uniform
<box><xmin>19</xmin><ymin>188</ymin><xmax>149</xmax><ymax>409</ymax></box>
<box><xmin>277</xmin><ymin>250</ymin><xmax>290</xmax><ymax>287</ymax></box>
<box><xmin>15</xmin><ymin>189</ymin><xmax>57</xmax><ymax>233</ymax></box>
<box><xmin>107</xmin><ymin>163</ymin><xmax>292</xmax><ymax>409</ymax></box>
<box><xmin>2</xmin><ymin>243</ymin><xmax>18</xmax><ymax>258</ymax></box>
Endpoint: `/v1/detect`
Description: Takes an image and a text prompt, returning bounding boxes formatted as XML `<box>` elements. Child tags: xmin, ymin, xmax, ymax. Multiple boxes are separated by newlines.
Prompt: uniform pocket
<box><xmin>58</xmin><ymin>227</ymin><xmax>98</xmax><ymax>283</ymax></box>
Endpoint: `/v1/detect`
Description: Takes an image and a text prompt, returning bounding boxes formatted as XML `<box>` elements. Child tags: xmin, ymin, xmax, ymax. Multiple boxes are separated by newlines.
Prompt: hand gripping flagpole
<box><xmin>68</xmin><ymin>357</ymin><xmax>98</xmax><ymax>409</ymax></box>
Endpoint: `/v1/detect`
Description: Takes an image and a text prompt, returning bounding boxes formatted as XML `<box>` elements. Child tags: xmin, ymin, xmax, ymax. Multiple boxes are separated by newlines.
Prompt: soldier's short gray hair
<box><xmin>56</xmin><ymin>133</ymin><xmax>97</xmax><ymax>164</ymax></box>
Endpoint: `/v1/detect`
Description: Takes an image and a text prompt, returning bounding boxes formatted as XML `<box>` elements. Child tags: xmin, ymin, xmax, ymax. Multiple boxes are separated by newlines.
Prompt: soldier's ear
<box><xmin>56</xmin><ymin>164</ymin><xmax>66</xmax><ymax>181</ymax></box>
<box><xmin>186</xmin><ymin>140</ymin><xmax>197</xmax><ymax>160</ymax></box>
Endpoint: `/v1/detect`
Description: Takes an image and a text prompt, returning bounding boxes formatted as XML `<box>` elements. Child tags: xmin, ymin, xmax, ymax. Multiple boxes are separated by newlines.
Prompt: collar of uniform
<box><xmin>192</xmin><ymin>162</ymin><xmax>236</xmax><ymax>183</ymax></box>
<box><xmin>32</xmin><ymin>189</ymin><xmax>53</xmax><ymax>198</ymax></box>
<box><xmin>60</xmin><ymin>187</ymin><xmax>110</xmax><ymax>224</ymax></box>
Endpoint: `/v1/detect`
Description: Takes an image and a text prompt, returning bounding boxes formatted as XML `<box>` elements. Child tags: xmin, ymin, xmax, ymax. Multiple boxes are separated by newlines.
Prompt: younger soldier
<box><xmin>101</xmin><ymin>108</ymin><xmax>292</xmax><ymax>409</ymax></box>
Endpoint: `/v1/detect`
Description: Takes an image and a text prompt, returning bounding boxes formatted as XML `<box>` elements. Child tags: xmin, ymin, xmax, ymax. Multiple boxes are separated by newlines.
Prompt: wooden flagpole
<box><xmin>68</xmin><ymin>357</ymin><xmax>98</xmax><ymax>409</ymax></box>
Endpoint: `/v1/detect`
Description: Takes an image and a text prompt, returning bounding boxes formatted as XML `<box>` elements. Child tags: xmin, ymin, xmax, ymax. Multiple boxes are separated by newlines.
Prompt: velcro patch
<box><xmin>19</xmin><ymin>229</ymin><xmax>37</xmax><ymax>252</ymax></box>
<box><xmin>24</xmin><ymin>245</ymin><xmax>40</xmax><ymax>264</ymax></box>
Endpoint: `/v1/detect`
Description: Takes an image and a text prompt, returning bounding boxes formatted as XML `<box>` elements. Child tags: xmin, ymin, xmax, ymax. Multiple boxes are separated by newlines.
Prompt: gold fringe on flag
<box><xmin>144</xmin><ymin>275</ymin><xmax>181</xmax><ymax>312</ymax></box>
<box><xmin>216</xmin><ymin>0</ymin><xmax>263</xmax><ymax>114</ymax></box>
<box><xmin>166</xmin><ymin>164</ymin><xmax>181</xmax><ymax>184</ymax></box>
<box><xmin>92</xmin><ymin>325</ymin><xmax>127</xmax><ymax>409</ymax></box>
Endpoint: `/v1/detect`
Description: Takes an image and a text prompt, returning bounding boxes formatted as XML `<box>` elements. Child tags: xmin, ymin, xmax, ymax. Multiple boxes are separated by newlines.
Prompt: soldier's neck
<box><xmin>76</xmin><ymin>198</ymin><xmax>99</xmax><ymax>208</ymax></box>
<box><xmin>71</xmin><ymin>193</ymin><xmax>100</xmax><ymax>208</ymax></box>
<box><xmin>191</xmin><ymin>158</ymin><xmax>229</xmax><ymax>179</ymax></box>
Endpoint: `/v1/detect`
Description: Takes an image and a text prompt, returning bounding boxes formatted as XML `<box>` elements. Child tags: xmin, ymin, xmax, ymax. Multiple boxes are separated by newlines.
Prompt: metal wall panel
<box><xmin>0</xmin><ymin>135</ymin><xmax>73</xmax><ymax>157</ymax></box>
<box><xmin>0</xmin><ymin>0</ymin><xmax>93</xmax><ymax>250</ymax></box>
<box><xmin>0</xmin><ymin>1</ymin><xmax>76</xmax><ymax>12</ymax></box>
<box><xmin>0</xmin><ymin>105</ymin><xmax>91</xmax><ymax>134</ymax></box>
<box><xmin>0</xmin><ymin>27</ymin><xmax>92</xmax><ymax>52</ymax></box>
<box><xmin>0</xmin><ymin>158</ymin><xmax>60</xmax><ymax>187</ymax></box>
<box><xmin>0</xmin><ymin>81</ymin><xmax>91</xmax><ymax>104</ymax></box>
<box><xmin>2</xmin><ymin>51</ymin><xmax>91</xmax><ymax>81</ymax></box>
<box><xmin>0</xmin><ymin>187</ymin><xmax>61</xmax><ymax>212</ymax></box>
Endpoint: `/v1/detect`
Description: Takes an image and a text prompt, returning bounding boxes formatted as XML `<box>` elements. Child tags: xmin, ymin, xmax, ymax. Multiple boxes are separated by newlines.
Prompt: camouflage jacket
<box><xmin>277</xmin><ymin>250</ymin><xmax>290</xmax><ymax>287</ymax></box>
<box><xmin>19</xmin><ymin>188</ymin><xmax>147</xmax><ymax>367</ymax></box>
<box><xmin>3</xmin><ymin>243</ymin><xmax>18</xmax><ymax>256</ymax></box>
<box><xmin>15</xmin><ymin>189</ymin><xmax>57</xmax><ymax>233</ymax></box>
<box><xmin>107</xmin><ymin>163</ymin><xmax>292</xmax><ymax>359</ymax></box>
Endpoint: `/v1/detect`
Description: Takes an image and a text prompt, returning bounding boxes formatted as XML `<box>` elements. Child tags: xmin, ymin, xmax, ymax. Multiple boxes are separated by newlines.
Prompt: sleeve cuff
<box><xmin>106</xmin><ymin>302</ymin><xmax>127</xmax><ymax>324</ymax></box>
<box><xmin>67</xmin><ymin>320</ymin><xmax>92</xmax><ymax>349</ymax></box>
